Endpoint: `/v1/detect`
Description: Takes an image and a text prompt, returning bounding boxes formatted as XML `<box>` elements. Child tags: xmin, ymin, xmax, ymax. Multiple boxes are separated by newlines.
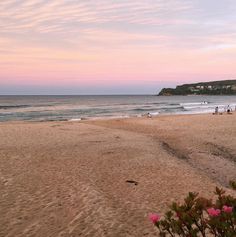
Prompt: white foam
<box><xmin>183</xmin><ymin>105</ymin><xmax>214</xmax><ymax>110</ymax></box>
<box><xmin>69</xmin><ymin>118</ymin><xmax>82</xmax><ymax>121</ymax></box>
<box><xmin>180</xmin><ymin>102</ymin><xmax>208</xmax><ymax>106</ymax></box>
<box><xmin>150</xmin><ymin>112</ymin><xmax>159</xmax><ymax>116</ymax></box>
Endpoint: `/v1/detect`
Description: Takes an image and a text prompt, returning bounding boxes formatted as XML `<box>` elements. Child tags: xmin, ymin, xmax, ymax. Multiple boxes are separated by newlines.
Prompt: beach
<box><xmin>0</xmin><ymin>113</ymin><xmax>236</xmax><ymax>237</ymax></box>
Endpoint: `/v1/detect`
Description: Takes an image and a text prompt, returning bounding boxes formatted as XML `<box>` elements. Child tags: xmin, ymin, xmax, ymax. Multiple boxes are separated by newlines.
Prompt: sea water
<box><xmin>0</xmin><ymin>95</ymin><xmax>236</xmax><ymax>122</ymax></box>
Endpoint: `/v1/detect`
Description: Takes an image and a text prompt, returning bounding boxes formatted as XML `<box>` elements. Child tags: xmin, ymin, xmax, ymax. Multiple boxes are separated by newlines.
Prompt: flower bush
<box><xmin>229</xmin><ymin>181</ymin><xmax>236</xmax><ymax>191</ymax></box>
<box><xmin>150</xmin><ymin>187</ymin><xmax>236</xmax><ymax>237</ymax></box>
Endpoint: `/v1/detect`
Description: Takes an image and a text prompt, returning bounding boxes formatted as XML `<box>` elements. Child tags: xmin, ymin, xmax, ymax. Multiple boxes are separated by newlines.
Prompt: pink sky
<box><xmin>0</xmin><ymin>0</ymin><xmax>236</xmax><ymax>94</ymax></box>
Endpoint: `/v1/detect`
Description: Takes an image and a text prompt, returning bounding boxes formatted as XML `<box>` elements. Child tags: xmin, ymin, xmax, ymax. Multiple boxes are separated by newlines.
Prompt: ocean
<box><xmin>0</xmin><ymin>95</ymin><xmax>236</xmax><ymax>122</ymax></box>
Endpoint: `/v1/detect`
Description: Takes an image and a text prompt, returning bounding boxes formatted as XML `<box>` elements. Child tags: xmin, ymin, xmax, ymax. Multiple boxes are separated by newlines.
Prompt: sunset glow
<box><xmin>1</xmin><ymin>0</ymin><xmax>236</xmax><ymax>94</ymax></box>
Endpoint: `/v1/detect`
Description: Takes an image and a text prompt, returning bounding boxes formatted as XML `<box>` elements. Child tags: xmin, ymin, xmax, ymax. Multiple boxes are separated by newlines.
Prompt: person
<box><xmin>227</xmin><ymin>105</ymin><xmax>231</xmax><ymax>114</ymax></box>
<box><xmin>226</xmin><ymin>105</ymin><xmax>233</xmax><ymax>114</ymax></box>
<box><xmin>147</xmin><ymin>113</ymin><xmax>152</xmax><ymax>118</ymax></box>
<box><xmin>214</xmin><ymin>106</ymin><xmax>219</xmax><ymax>114</ymax></box>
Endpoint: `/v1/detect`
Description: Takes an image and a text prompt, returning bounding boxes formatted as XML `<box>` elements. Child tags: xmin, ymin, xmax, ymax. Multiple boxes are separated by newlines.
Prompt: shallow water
<box><xmin>0</xmin><ymin>95</ymin><xmax>236</xmax><ymax>122</ymax></box>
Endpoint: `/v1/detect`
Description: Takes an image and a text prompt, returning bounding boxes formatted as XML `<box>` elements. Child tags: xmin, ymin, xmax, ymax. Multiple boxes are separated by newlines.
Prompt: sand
<box><xmin>0</xmin><ymin>113</ymin><xmax>235</xmax><ymax>237</ymax></box>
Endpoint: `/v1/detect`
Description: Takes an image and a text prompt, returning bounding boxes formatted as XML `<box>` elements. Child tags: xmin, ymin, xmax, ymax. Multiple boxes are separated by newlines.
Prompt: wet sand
<box><xmin>0</xmin><ymin>113</ymin><xmax>236</xmax><ymax>237</ymax></box>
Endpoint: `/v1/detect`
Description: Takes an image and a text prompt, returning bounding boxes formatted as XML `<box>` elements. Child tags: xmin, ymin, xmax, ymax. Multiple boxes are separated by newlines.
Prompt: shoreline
<box><xmin>0</xmin><ymin>109</ymin><xmax>235</xmax><ymax>124</ymax></box>
<box><xmin>1</xmin><ymin>94</ymin><xmax>236</xmax><ymax>123</ymax></box>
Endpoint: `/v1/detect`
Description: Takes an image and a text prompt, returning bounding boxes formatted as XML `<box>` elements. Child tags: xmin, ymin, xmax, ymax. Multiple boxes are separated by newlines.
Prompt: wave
<box><xmin>69</xmin><ymin>118</ymin><xmax>82</xmax><ymax>121</ymax></box>
<box><xmin>183</xmin><ymin>106</ymin><xmax>213</xmax><ymax>111</ymax></box>
<box><xmin>150</xmin><ymin>112</ymin><xmax>159</xmax><ymax>116</ymax></box>
<box><xmin>180</xmin><ymin>102</ymin><xmax>209</xmax><ymax>106</ymax></box>
<box><xmin>0</xmin><ymin>105</ymin><xmax>30</xmax><ymax>110</ymax></box>
<box><xmin>1</xmin><ymin>95</ymin><xmax>235</xmax><ymax>122</ymax></box>
<box><xmin>158</xmin><ymin>105</ymin><xmax>184</xmax><ymax>110</ymax></box>
<box><xmin>0</xmin><ymin>104</ymin><xmax>56</xmax><ymax>110</ymax></box>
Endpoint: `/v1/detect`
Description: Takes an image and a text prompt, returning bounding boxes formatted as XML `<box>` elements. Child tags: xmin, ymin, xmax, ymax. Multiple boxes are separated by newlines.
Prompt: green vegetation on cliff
<box><xmin>158</xmin><ymin>80</ymin><xmax>236</xmax><ymax>95</ymax></box>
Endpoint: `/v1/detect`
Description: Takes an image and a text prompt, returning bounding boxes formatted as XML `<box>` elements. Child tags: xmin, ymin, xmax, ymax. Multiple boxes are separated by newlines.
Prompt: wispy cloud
<box><xmin>0</xmin><ymin>1</ymin><xmax>195</xmax><ymax>37</ymax></box>
<box><xmin>0</xmin><ymin>0</ymin><xmax>236</xmax><ymax>93</ymax></box>
<box><xmin>0</xmin><ymin>0</ymin><xmax>235</xmax><ymax>48</ymax></box>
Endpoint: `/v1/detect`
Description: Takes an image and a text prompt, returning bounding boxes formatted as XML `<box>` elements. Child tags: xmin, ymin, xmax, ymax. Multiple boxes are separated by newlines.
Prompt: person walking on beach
<box><xmin>215</xmin><ymin>106</ymin><xmax>219</xmax><ymax>114</ymax></box>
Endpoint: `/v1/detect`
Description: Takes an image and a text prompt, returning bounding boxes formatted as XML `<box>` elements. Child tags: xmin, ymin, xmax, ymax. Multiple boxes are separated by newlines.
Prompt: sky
<box><xmin>0</xmin><ymin>0</ymin><xmax>236</xmax><ymax>95</ymax></box>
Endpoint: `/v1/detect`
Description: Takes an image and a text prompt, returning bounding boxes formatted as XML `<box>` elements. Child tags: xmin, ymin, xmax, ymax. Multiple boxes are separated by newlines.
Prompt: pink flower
<box><xmin>207</xmin><ymin>208</ymin><xmax>221</xmax><ymax>217</ymax></box>
<box><xmin>149</xmin><ymin>213</ymin><xmax>160</xmax><ymax>224</ymax></box>
<box><xmin>223</xmin><ymin>205</ymin><xmax>233</xmax><ymax>213</ymax></box>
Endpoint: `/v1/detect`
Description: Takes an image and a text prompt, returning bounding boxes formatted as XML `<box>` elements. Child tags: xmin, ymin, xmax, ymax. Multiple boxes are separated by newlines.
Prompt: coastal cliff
<box><xmin>158</xmin><ymin>79</ymin><xmax>236</xmax><ymax>95</ymax></box>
